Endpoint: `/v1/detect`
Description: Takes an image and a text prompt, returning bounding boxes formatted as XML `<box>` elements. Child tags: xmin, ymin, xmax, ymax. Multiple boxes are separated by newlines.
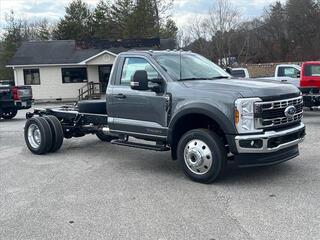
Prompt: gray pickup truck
<box><xmin>24</xmin><ymin>51</ymin><xmax>306</xmax><ymax>183</ymax></box>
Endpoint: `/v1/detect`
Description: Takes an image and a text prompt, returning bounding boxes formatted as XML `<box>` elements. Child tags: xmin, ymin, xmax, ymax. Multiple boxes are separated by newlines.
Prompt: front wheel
<box><xmin>1</xmin><ymin>108</ymin><xmax>18</xmax><ymax>119</ymax></box>
<box><xmin>177</xmin><ymin>129</ymin><xmax>227</xmax><ymax>184</ymax></box>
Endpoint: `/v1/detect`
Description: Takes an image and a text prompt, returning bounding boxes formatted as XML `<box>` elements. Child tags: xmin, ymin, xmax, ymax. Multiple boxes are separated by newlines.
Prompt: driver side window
<box><xmin>278</xmin><ymin>67</ymin><xmax>299</xmax><ymax>78</ymax></box>
<box><xmin>120</xmin><ymin>57</ymin><xmax>159</xmax><ymax>85</ymax></box>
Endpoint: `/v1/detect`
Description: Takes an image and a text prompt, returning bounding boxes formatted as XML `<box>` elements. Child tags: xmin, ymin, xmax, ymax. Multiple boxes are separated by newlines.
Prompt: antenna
<box><xmin>179</xmin><ymin>49</ymin><xmax>182</xmax><ymax>81</ymax></box>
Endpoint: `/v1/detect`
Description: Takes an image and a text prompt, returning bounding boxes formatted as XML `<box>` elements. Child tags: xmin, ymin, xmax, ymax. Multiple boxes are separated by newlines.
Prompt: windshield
<box><xmin>154</xmin><ymin>53</ymin><xmax>230</xmax><ymax>81</ymax></box>
<box><xmin>231</xmin><ymin>70</ymin><xmax>246</xmax><ymax>78</ymax></box>
<box><xmin>305</xmin><ymin>64</ymin><xmax>320</xmax><ymax>77</ymax></box>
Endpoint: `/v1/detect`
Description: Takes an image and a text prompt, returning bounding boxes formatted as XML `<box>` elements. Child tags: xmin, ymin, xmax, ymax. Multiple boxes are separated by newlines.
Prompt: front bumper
<box><xmin>235</xmin><ymin>145</ymin><xmax>300</xmax><ymax>168</ymax></box>
<box><xmin>235</xmin><ymin>122</ymin><xmax>305</xmax><ymax>154</ymax></box>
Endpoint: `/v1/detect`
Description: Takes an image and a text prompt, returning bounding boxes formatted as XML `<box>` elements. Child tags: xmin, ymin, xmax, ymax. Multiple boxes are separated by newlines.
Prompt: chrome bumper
<box><xmin>235</xmin><ymin>123</ymin><xmax>305</xmax><ymax>153</ymax></box>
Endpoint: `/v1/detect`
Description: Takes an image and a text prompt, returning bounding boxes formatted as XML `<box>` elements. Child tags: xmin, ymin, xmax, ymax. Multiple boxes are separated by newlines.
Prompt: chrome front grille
<box><xmin>255</xmin><ymin>96</ymin><xmax>303</xmax><ymax>129</ymax></box>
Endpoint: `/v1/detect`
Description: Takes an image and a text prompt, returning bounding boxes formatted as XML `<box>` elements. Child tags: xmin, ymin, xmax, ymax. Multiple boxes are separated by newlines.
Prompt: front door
<box><xmin>108</xmin><ymin>56</ymin><xmax>168</xmax><ymax>139</ymax></box>
<box><xmin>277</xmin><ymin>66</ymin><xmax>300</xmax><ymax>87</ymax></box>
<box><xmin>99</xmin><ymin>65</ymin><xmax>112</xmax><ymax>94</ymax></box>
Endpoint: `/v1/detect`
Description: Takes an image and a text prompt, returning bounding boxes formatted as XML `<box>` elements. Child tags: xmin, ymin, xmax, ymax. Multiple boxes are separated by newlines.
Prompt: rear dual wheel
<box><xmin>43</xmin><ymin>116</ymin><xmax>64</xmax><ymax>152</ymax></box>
<box><xmin>24</xmin><ymin>116</ymin><xmax>64</xmax><ymax>155</ymax></box>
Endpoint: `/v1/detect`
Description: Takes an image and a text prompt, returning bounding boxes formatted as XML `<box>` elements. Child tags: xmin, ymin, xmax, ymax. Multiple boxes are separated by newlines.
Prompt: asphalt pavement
<box><xmin>0</xmin><ymin>105</ymin><xmax>319</xmax><ymax>240</ymax></box>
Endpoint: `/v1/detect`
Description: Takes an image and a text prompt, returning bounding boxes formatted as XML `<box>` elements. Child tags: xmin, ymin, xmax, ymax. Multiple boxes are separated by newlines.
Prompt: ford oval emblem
<box><xmin>285</xmin><ymin>106</ymin><xmax>297</xmax><ymax>118</ymax></box>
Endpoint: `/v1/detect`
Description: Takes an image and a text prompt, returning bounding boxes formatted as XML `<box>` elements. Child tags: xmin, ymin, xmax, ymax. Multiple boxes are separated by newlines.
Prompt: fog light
<box><xmin>239</xmin><ymin>139</ymin><xmax>263</xmax><ymax>149</ymax></box>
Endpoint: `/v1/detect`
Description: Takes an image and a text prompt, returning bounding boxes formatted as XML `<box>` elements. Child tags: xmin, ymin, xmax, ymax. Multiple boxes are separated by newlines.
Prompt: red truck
<box><xmin>299</xmin><ymin>61</ymin><xmax>320</xmax><ymax>108</ymax></box>
<box><xmin>261</xmin><ymin>62</ymin><xmax>320</xmax><ymax>109</ymax></box>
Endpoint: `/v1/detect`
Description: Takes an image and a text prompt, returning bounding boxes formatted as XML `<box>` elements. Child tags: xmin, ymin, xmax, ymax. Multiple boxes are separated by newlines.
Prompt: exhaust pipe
<box><xmin>102</xmin><ymin>127</ymin><xmax>119</xmax><ymax>137</ymax></box>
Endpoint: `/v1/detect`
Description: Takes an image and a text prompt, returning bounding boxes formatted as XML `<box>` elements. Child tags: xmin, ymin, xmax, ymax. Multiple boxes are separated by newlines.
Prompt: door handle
<box><xmin>115</xmin><ymin>94</ymin><xmax>126</xmax><ymax>99</ymax></box>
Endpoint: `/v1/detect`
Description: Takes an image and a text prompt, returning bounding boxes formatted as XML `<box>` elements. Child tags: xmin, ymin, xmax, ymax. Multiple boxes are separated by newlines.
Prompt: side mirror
<box><xmin>131</xmin><ymin>70</ymin><xmax>149</xmax><ymax>91</ymax></box>
<box><xmin>225</xmin><ymin>67</ymin><xmax>232</xmax><ymax>75</ymax></box>
<box><xmin>296</xmin><ymin>72</ymin><xmax>301</xmax><ymax>78</ymax></box>
<box><xmin>131</xmin><ymin>70</ymin><xmax>164</xmax><ymax>93</ymax></box>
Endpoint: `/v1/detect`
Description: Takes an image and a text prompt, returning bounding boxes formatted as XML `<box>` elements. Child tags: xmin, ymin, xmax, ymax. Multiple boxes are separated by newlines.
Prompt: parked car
<box><xmin>0</xmin><ymin>82</ymin><xmax>33</xmax><ymax>119</ymax></box>
<box><xmin>228</xmin><ymin>68</ymin><xmax>250</xmax><ymax>78</ymax></box>
<box><xmin>24</xmin><ymin>51</ymin><xmax>305</xmax><ymax>183</ymax></box>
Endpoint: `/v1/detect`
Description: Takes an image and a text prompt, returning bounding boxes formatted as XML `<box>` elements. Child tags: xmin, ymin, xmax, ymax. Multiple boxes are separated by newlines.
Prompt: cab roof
<box><xmin>118</xmin><ymin>50</ymin><xmax>195</xmax><ymax>57</ymax></box>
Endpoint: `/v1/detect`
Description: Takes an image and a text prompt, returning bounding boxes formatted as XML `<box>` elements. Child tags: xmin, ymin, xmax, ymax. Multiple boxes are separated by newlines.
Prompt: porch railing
<box><xmin>78</xmin><ymin>81</ymin><xmax>101</xmax><ymax>101</ymax></box>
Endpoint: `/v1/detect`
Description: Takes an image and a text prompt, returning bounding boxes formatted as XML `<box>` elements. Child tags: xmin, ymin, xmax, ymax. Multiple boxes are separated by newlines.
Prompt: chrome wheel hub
<box><xmin>28</xmin><ymin>124</ymin><xmax>41</xmax><ymax>149</ymax></box>
<box><xmin>184</xmin><ymin>139</ymin><xmax>213</xmax><ymax>175</ymax></box>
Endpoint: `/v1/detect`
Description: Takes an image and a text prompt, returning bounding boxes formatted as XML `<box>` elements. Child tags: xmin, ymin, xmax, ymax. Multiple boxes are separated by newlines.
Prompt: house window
<box><xmin>62</xmin><ymin>68</ymin><xmax>88</xmax><ymax>83</ymax></box>
<box><xmin>24</xmin><ymin>69</ymin><xmax>40</xmax><ymax>85</ymax></box>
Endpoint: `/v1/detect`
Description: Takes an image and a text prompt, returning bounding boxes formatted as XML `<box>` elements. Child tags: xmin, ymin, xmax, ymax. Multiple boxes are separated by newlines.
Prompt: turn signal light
<box><xmin>235</xmin><ymin>109</ymin><xmax>239</xmax><ymax>125</ymax></box>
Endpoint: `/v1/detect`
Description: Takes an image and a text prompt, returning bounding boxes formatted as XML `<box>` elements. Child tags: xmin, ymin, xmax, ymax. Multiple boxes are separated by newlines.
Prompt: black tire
<box><xmin>177</xmin><ymin>129</ymin><xmax>227</xmax><ymax>184</ymax></box>
<box><xmin>2</xmin><ymin>108</ymin><xmax>18</xmax><ymax>119</ymax></box>
<box><xmin>96</xmin><ymin>131</ymin><xmax>118</xmax><ymax>142</ymax></box>
<box><xmin>43</xmin><ymin>115</ymin><xmax>64</xmax><ymax>152</ymax></box>
<box><xmin>24</xmin><ymin>117</ymin><xmax>53</xmax><ymax>155</ymax></box>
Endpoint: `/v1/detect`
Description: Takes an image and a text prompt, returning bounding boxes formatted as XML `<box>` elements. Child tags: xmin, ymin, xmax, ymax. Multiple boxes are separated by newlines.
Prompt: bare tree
<box><xmin>203</xmin><ymin>0</ymin><xmax>242</xmax><ymax>63</ymax></box>
<box><xmin>182</xmin><ymin>16</ymin><xmax>214</xmax><ymax>58</ymax></box>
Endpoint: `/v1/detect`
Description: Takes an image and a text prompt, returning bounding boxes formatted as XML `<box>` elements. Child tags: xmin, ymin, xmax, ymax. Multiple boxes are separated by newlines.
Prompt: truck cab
<box><xmin>300</xmin><ymin>61</ymin><xmax>320</xmax><ymax>108</ymax></box>
<box><xmin>274</xmin><ymin>64</ymin><xmax>301</xmax><ymax>87</ymax></box>
<box><xmin>229</xmin><ymin>68</ymin><xmax>250</xmax><ymax>78</ymax></box>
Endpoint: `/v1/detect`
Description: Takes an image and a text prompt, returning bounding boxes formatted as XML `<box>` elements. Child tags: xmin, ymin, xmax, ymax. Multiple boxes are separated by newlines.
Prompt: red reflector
<box><xmin>12</xmin><ymin>87</ymin><xmax>20</xmax><ymax>100</ymax></box>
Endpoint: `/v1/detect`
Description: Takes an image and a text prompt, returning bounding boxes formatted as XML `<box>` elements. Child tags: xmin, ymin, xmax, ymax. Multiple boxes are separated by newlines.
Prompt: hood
<box><xmin>183</xmin><ymin>78</ymin><xmax>301</xmax><ymax>100</ymax></box>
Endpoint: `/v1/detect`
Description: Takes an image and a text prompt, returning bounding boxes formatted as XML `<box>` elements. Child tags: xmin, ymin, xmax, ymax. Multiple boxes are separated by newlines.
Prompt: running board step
<box><xmin>111</xmin><ymin>140</ymin><xmax>170</xmax><ymax>151</ymax></box>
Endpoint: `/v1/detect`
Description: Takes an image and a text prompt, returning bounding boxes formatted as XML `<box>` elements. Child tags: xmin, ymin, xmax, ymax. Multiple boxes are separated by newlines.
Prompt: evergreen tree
<box><xmin>52</xmin><ymin>0</ymin><xmax>92</xmax><ymax>40</ymax></box>
<box><xmin>91</xmin><ymin>0</ymin><xmax>115</xmax><ymax>39</ymax></box>
<box><xmin>0</xmin><ymin>11</ymin><xmax>28</xmax><ymax>79</ymax></box>
<box><xmin>160</xmin><ymin>18</ymin><xmax>178</xmax><ymax>40</ymax></box>
<box><xmin>109</xmin><ymin>0</ymin><xmax>136</xmax><ymax>38</ymax></box>
<box><xmin>132</xmin><ymin>0</ymin><xmax>159</xmax><ymax>38</ymax></box>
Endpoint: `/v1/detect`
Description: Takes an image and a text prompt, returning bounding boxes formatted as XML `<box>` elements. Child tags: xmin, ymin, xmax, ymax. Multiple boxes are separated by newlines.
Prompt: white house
<box><xmin>7</xmin><ymin>40</ymin><xmax>118</xmax><ymax>101</ymax></box>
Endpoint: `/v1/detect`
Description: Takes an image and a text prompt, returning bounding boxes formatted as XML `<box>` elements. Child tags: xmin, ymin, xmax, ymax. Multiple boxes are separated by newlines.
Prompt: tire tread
<box><xmin>177</xmin><ymin>128</ymin><xmax>227</xmax><ymax>184</ymax></box>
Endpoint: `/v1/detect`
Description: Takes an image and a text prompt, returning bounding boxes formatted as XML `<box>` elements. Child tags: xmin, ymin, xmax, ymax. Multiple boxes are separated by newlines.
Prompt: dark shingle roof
<box><xmin>8</xmin><ymin>40</ymin><xmax>105</xmax><ymax>66</ymax></box>
<box><xmin>8</xmin><ymin>39</ymin><xmax>176</xmax><ymax>66</ymax></box>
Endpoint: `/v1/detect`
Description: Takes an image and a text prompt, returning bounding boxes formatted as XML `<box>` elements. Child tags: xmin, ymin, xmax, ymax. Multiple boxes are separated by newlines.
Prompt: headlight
<box><xmin>235</xmin><ymin>98</ymin><xmax>262</xmax><ymax>134</ymax></box>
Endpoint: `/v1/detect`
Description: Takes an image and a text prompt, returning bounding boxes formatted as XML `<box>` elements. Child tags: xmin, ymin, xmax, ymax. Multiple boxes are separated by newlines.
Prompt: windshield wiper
<box><xmin>179</xmin><ymin>76</ymin><xmax>230</xmax><ymax>81</ymax></box>
<box><xmin>179</xmin><ymin>77</ymin><xmax>206</xmax><ymax>81</ymax></box>
<box><xmin>208</xmin><ymin>76</ymin><xmax>230</xmax><ymax>79</ymax></box>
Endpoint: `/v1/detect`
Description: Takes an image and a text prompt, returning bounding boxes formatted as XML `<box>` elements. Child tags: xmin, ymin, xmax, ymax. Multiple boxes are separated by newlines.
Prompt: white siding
<box><xmin>14</xmin><ymin>65</ymin><xmax>100</xmax><ymax>101</ymax></box>
<box><xmin>87</xmin><ymin>65</ymin><xmax>99</xmax><ymax>82</ymax></box>
<box><xmin>86</xmin><ymin>53</ymin><xmax>116</xmax><ymax>65</ymax></box>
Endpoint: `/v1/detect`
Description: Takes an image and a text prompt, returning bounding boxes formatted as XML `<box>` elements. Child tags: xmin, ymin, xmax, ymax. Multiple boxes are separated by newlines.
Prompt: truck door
<box><xmin>301</xmin><ymin>63</ymin><xmax>320</xmax><ymax>88</ymax></box>
<box><xmin>108</xmin><ymin>56</ymin><xmax>169</xmax><ymax>139</ymax></box>
<box><xmin>276</xmin><ymin>66</ymin><xmax>301</xmax><ymax>87</ymax></box>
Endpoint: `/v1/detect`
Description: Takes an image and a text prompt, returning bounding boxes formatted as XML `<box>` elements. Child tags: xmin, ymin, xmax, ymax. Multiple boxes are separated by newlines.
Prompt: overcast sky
<box><xmin>0</xmin><ymin>0</ymin><xmax>285</xmax><ymax>31</ymax></box>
